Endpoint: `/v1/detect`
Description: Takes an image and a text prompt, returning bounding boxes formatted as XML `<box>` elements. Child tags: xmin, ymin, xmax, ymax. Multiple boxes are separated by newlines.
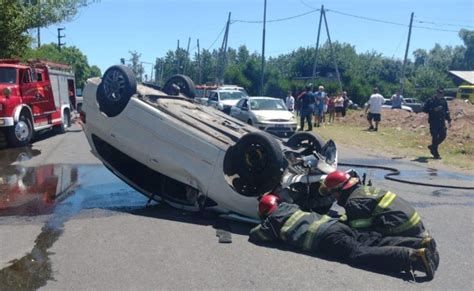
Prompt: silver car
<box><xmin>230</xmin><ymin>96</ymin><xmax>297</xmax><ymax>137</ymax></box>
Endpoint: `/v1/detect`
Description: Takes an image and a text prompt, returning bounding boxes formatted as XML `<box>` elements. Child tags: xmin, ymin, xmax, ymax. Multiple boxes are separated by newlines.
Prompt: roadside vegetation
<box><xmin>314</xmin><ymin>101</ymin><xmax>473</xmax><ymax>170</ymax></box>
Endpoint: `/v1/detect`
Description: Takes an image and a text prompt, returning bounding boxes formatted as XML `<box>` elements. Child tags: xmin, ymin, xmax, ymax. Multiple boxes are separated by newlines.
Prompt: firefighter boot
<box><xmin>410</xmin><ymin>248</ymin><xmax>436</xmax><ymax>280</ymax></box>
<box><xmin>422</xmin><ymin>236</ymin><xmax>440</xmax><ymax>270</ymax></box>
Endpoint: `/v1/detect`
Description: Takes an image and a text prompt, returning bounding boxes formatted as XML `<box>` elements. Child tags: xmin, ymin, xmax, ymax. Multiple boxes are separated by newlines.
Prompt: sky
<box><xmin>37</xmin><ymin>0</ymin><xmax>474</xmax><ymax>75</ymax></box>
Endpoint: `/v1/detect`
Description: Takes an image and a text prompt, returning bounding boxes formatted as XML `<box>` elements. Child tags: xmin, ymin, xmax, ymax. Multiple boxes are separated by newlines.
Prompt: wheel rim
<box><xmin>244</xmin><ymin>144</ymin><xmax>267</xmax><ymax>172</ymax></box>
<box><xmin>14</xmin><ymin>120</ymin><xmax>30</xmax><ymax>141</ymax></box>
<box><xmin>63</xmin><ymin>113</ymin><xmax>69</xmax><ymax>127</ymax></box>
<box><xmin>103</xmin><ymin>69</ymin><xmax>126</xmax><ymax>102</ymax></box>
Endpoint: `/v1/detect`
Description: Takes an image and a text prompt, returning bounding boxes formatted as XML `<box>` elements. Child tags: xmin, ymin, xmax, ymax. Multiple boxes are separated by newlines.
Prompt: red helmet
<box><xmin>258</xmin><ymin>194</ymin><xmax>280</xmax><ymax>218</ymax></box>
<box><xmin>324</xmin><ymin>170</ymin><xmax>358</xmax><ymax>191</ymax></box>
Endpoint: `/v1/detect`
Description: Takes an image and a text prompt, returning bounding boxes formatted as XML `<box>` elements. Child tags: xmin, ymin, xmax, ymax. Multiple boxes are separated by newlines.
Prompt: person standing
<box><xmin>297</xmin><ymin>85</ymin><xmax>314</xmax><ymax>131</ymax></box>
<box><xmin>342</xmin><ymin>91</ymin><xmax>350</xmax><ymax>117</ymax></box>
<box><xmin>391</xmin><ymin>90</ymin><xmax>404</xmax><ymax>109</ymax></box>
<box><xmin>314</xmin><ymin>85</ymin><xmax>326</xmax><ymax>127</ymax></box>
<box><xmin>285</xmin><ymin>91</ymin><xmax>295</xmax><ymax>112</ymax></box>
<box><xmin>365</xmin><ymin>87</ymin><xmax>385</xmax><ymax>131</ymax></box>
<box><xmin>334</xmin><ymin>94</ymin><xmax>345</xmax><ymax>120</ymax></box>
<box><xmin>250</xmin><ymin>195</ymin><xmax>437</xmax><ymax>280</ymax></box>
<box><xmin>327</xmin><ymin>95</ymin><xmax>336</xmax><ymax>124</ymax></box>
<box><xmin>423</xmin><ymin>88</ymin><xmax>452</xmax><ymax>159</ymax></box>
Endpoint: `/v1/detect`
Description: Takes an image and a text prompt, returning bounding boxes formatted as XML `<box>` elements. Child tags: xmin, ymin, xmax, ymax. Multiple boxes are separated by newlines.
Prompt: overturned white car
<box><xmin>81</xmin><ymin>66</ymin><xmax>338</xmax><ymax>220</ymax></box>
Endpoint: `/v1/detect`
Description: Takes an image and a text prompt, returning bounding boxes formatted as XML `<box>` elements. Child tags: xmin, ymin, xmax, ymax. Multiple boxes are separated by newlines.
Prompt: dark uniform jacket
<box><xmin>423</xmin><ymin>97</ymin><xmax>451</xmax><ymax>126</ymax></box>
<box><xmin>339</xmin><ymin>185</ymin><xmax>425</xmax><ymax>237</ymax></box>
<box><xmin>249</xmin><ymin>203</ymin><xmax>338</xmax><ymax>251</ymax></box>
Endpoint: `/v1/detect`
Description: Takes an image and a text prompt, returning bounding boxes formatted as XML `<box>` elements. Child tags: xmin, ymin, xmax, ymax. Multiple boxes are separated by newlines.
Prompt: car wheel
<box><xmin>286</xmin><ymin>132</ymin><xmax>324</xmax><ymax>155</ymax></box>
<box><xmin>97</xmin><ymin>65</ymin><xmax>137</xmax><ymax>117</ymax></box>
<box><xmin>54</xmin><ymin>109</ymin><xmax>70</xmax><ymax>134</ymax></box>
<box><xmin>162</xmin><ymin>74</ymin><xmax>196</xmax><ymax>99</ymax></box>
<box><xmin>226</xmin><ymin>132</ymin><xmax>285</xmax><ymax>197</ymax></box>
<box><xmin>6</xmin><ymin>114</ymin><xmax>33</xmax><ymax>147</ymax></box>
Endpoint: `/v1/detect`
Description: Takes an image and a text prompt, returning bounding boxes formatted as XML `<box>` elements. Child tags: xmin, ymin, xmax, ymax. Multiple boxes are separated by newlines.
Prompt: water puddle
<box><xmin>0</xmin><ymin>163</ymin><xmax>147</xmax><ymax>290</ymax></box>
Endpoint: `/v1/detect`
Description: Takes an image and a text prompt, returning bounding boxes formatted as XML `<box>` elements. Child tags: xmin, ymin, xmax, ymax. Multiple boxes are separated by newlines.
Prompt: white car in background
<box><xmin>207</xmin><ymin>89</ymin><xmax>248</xmax><ymax>114</ymax></box>
<box><xmin>230</xmin><ymin>96</ymin><xmax>297</xmax><ymax>137</ymax></box>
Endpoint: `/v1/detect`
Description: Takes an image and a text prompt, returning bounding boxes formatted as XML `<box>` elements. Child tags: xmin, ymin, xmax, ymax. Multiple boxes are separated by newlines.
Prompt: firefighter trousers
<box><xmin>318</xmin><ymin>222</ymin><xmax>422</xmax><ymax>272</ymax></box>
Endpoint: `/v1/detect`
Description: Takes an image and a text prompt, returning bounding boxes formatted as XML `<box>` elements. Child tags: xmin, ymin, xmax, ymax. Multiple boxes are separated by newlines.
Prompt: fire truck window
<box><xmin>0</xmin><ymin>68</ymin><xmax>17</xmax><ymax>84</ymax></box>
<box><xmin>21</xmin><ymin>70</ymin><xmax>32</xmax><ymax>83</ymax></box>
<box><xmin>36</xmin><ymin>73</ymin><xmax>43</xmax><ymax>81</ymax></box>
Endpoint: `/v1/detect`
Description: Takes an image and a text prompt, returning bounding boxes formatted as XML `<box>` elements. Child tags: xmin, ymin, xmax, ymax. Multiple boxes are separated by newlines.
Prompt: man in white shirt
<box><xmin>285</xmin><ymin>91</ymin><xmax>295</xmax><ymax>112</ymax></box>
<box><xmin>365</xmin><ymin>87</ymin><xmax>385</xmax><ymax>131</ymax></box>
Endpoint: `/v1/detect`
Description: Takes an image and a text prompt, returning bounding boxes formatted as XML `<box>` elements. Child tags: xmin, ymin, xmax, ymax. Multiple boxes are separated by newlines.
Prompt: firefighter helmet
<box><xmin>324</xmin><ymin>170</ymin><xmax>359</xmax><ymax>191</ymax></box>
<box><xmin>258</xmin><ymin>194</ymin><xmax>280</xmax><ymax>218</ymax></box>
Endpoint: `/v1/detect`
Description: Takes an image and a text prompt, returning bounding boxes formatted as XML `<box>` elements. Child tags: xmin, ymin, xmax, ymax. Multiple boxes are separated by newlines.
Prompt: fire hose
<box><xmin>338</xmin><ymin>162</ymin><xmax>474</xmax><ymax>190</ymax></box>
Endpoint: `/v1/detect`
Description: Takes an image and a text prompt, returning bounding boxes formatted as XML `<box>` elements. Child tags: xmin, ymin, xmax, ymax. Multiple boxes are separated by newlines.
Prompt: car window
<box><xmin>250</xmin><ymin>99</ymin><xmax>287</xmax><ymax>111</ymax></box>
<box><xmin>220</xmin><ymin>91</ymin><xmax>245</xmax><ymax>101</ymax></box>
<box><xmin>236</xmin><ymin>99</ymin><xmax>245</xmax><ymax>107</ymax></box>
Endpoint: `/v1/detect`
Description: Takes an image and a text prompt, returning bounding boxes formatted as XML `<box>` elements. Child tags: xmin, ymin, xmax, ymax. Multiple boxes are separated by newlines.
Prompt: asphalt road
<box><xmin>0</xmin><ymin>123</ymin><xmax>473</xmax><ymax>290</ymax></box>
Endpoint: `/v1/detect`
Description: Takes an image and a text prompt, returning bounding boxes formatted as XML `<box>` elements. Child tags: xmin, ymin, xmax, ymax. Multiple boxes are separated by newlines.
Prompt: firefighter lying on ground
<box><xmin>249</xmin><ymin>195</ymin><xmax>437</xmax><ymax>280</ymax></box>
<box><xmin>322</xmin><ymin>170</ymin><xmax>429</xmax><ymax>238</ymax></box>
<box><xmin>321</xmin><ymin>170</ymin><xmax>440</xmax><ymax>268</ymax></box>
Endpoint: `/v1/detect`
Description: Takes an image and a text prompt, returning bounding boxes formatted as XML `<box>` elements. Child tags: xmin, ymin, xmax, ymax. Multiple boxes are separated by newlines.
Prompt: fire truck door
<box><xmin>20</xmin><ymin>69</ymin><xmax>56</xmax><ymax>115</ymax></box>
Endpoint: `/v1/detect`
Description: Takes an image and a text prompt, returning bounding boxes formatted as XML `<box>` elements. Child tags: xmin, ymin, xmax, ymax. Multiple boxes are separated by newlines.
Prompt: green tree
<box><xmin>0</xmin><ymin>1</ymin><xmax>31</xmax><ymax>58</ymax></box>
<box><xmin>458</xmin><ymin>29</ymin><xmax>474</xmax><ymax>70</ymax></box>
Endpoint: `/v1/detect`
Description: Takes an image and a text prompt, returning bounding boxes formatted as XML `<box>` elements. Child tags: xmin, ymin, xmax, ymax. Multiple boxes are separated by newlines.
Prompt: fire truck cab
<box><xmin>0</xmin><ymin>59</ymin><xmax>76</xmax><ymax>147</ymax></box>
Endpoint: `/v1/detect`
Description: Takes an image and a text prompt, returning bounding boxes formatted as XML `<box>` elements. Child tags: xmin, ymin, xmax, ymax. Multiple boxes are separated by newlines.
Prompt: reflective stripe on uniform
<box><xmin>373</xmin><ymin>191</ymin><xmax>397</xmax><ymax>214</ymax></box>
<box><xmin>280</xmin><ymin>210</ymin><xmax>307</xmax><ymax>240</ymax></box>
<box><xmin>349</xmin><ymin>217</ymin><xmax>373</xmax><ymax>228</ymax></box>
<box><xmin>303</xmin><ymin>215</ymin><xmax>331</xmax><ymax>251</ymax></box>
<box><xmin>388</xmin><ymin>212</ymin><xmax>421</xmax><ymax>234</ymax></box>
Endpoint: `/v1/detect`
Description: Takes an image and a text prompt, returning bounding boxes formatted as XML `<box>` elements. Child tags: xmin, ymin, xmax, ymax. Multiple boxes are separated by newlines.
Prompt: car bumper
<box><xmin>0</xmin><ymin>117</ymin><xmax>14</xmax><ymax>127</ymax></box>
<box><xmin>255</xmin><ymin>122</ymin><xmax>297</xmax><ymax>136</ymax></box>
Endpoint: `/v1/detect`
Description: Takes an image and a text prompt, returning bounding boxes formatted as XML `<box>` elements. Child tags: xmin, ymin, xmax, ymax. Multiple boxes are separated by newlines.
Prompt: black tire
<box><xmin>97</xmin><ymin>65</ymin><xmax>137</xmax><ymax>117</ymax></box>
<box><xmin>54</xmin><ymin>109</ymin><xmax>70</xmax><ymax>134</ymax></box>
<box><xmin>227</xmin><ymin>132</ymin><xmax>285</xmax><ymax>197</ymax></box>
<box><xmin>6</xmin><ymin>114</ymin><xmax>33</xmax><ymax>147</ymax></box>
<box><xmin>286</xmin><ymin>132</ymin><xmax>325</xmax><ymax>155</ymax></box>
<box><xmin>162</xmin><ymin>74</ymin><xmax>196</xmax><ymax>99</ymax></box>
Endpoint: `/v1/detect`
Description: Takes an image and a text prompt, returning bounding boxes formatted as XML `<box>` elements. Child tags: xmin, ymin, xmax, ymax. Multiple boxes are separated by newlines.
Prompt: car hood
<box><xmin>253</xmin><ymin>110</ymin><xmax>295</xmax><ymax>122</ymax></box>
<box><xmin>221</xmin><ymin>99</ymin><xmax>241</xmax><ymax>106</ymax></box>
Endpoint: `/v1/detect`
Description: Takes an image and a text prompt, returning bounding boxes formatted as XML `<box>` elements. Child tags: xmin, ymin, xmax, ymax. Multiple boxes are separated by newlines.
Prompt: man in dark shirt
<box><xmin>422</xmin><ymin>88</ymin><xmax>452</xmax><ymax>159</ymax></box>
<box><xmin>297</xmin><ymin>85</ymin><xmax>315</xmax><ymax>131</ymax></box>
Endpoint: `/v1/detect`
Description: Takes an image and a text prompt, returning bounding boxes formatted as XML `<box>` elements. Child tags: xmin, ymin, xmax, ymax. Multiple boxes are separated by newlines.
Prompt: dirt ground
<box><xmin>342</xmin><ymin>100</ymin><xmax>474</xmax><ymax>156</ymax></box>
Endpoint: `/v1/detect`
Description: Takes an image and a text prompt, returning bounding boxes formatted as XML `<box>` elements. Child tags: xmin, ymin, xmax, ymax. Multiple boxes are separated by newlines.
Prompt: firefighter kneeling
<box><xmin>250</xmin><ymin>195</ymin><xmax>437</xmax><ymax>280</ymax></box>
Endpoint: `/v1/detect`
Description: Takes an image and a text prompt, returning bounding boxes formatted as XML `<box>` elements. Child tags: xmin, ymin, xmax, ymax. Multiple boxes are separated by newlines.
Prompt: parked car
<box><xmin>381</xmin><ymin>99</ymin><xmax>413</xmax><ymax>113</ymax></box>
<box><xmin>403</xmin><ymin>98</ymin><xmax>423</xmax><ymax>113</ymax></box>
<box><xmin>81</xmin><ymin>65</ymin><xmax>340</xmax><ymax>221</ymax></box>
<box><xmin>207</xmin><ymin>89</ymin><xmax>248</xmax><ymax>114</ymax></box>
<box><xmin>230</xmin><ymin>96</ymin><xmax>297</xmax><ymax>137</ymax></box>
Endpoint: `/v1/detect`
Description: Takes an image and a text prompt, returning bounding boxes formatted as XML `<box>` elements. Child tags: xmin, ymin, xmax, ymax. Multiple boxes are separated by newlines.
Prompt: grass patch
<box><xmin>311</xmin><ymin>122</ymin><xmax>474</xmax><ymax>170</ymax></box>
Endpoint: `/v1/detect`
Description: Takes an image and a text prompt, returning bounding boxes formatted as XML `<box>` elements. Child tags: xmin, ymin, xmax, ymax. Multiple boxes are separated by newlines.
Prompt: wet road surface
<box><xmin>0</xmin><ymin>125</ymin><xmax>473</xmax><ymax>290</ymax></box>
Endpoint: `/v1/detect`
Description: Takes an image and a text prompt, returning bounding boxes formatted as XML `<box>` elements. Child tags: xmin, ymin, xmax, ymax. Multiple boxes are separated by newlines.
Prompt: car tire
<box><xmin>54</xmin><ymin>109</ymin><xmax>70</xmax><ymax>134</ymax></box>
<box><xmin>6</xmin><ymin>114</ymin><xmax>33</xmax><ymax>147</ymax></box>
<box><xmin>97</xmin><ymin>65</ymin><xmax>137</xmax><ymax>117</ymax></box>
<box><xmin>286</xmin><ymin>132</ymin><xmax>324</xmax><ymax>155</ymax></box>
<box><xmin>227</xmin><ymin>132</ymin><xmax>285</xmax><ymax>197</ymax></box>
<box><xmin>163</xmin><ymin>74</ymin><xmax>196</xmax><ymax>99</ymax></box>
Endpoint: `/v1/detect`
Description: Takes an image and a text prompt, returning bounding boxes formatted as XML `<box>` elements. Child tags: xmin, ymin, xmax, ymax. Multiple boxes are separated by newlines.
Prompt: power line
<box><xmin>207</xmin><ymin>24</ymin><xmax>227</xmax><ymax>50</ymax></box>
<box><xmin>232</xmin><ymin>8</ymin><xmax>319</xmax><ymax>24</ymax></box>
<box><xmin>325</xmin><ymin>9</ymin><xmax>460</xmax><ymax>33</ymax></box>
<box><xmin>414</xmin><ymin>18</ymin><xmax>474</xmax><ymax>29</ymax></box>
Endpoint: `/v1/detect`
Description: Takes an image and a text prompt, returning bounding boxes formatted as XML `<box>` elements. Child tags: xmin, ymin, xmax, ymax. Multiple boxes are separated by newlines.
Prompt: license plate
<box><xmin>275</xmin><ymin>124</ymin><xmax>285</xmax><ymax>128</ymax></box>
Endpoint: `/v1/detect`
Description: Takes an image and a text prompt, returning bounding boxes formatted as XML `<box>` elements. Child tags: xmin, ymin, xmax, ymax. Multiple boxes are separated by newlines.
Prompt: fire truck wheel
<box><xmin>162</xmin><ymin>75</ymin><xmax>196</xmax><ymax>99</ymax></box>
<box><xmin>6</xmin><ymin>114</ymin><xmax>33</xmax><ymax>147</ymax></box>
<box><xmin>226</xmin><ymin>132</ymin><xmax>285</xmax><ymax>197</ymax></box>
<box><xmin>286</xmin><ymin>132</ymin><xmax>324</xmax><ymax>156</ymax></box>
<box><xmin>97</xmin><ymin>65</ymin><xmax>137</xmax><ymax>117</ymax></box>
<box><xmin>54</xmin><ymin>109</ymin><xmax>70</xmax><ymax>134</ymax></box>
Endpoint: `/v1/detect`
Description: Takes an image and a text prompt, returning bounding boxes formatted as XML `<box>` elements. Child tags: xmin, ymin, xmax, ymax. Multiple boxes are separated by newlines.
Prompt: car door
<box><xmin>230</xmin><ymin>98</ymin><xmax>243</xmax><ymax>119</ymax></box>
<box><xmin>239</xmin><ymin>99</ymin><xmax>250</xmax><ymax>121</ymax></box>
<box><xmin>208</xmin><ymin>92</ymin><xmax>218</xmax><ymax>108</ymax></box>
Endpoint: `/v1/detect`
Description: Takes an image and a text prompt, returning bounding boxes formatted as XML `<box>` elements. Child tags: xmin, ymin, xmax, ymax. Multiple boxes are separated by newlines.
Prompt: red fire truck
<box><xmin>0</xmin><ymin>59</ymin><xmax>76</xmax><ymax>147</ymax></box>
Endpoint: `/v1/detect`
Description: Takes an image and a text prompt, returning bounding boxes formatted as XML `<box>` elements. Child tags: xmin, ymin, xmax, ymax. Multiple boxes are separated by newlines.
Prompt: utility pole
<box><xmin>37</xmin><ymin>27</ymin><xmax>41</xmax><ymax>48</ymax></box>
<box><xmin>57</xmin><ymin>27</ymin><xmax>65</xmax><ymax>51</ymax></box>
<box><xmin>260</xmin><ymin>0</ymin><xmax>267</xmax><ymax>95</ymax></box>
<box><xmin>400</xmin><ymin>12</ymin><xmax>414</xmax><ymax>94</ymax></box>
<box><xmin>197</xmin><ymin>39</ymin><xmax>202</xmax><ymax>84</ymax></box>
<box><xmin>154</xmin><ymin>58</ymin><xmax>160</xmax><ymax>83</ymax></box>
<box><xmin>183</xmin><ymin>37</ymin><xmax>191</xmax><ymax>75</ymax></box>
<box><xmin>311</xmin><ymin>5</ymin><xmax>324</xmax><ymax>90</ymax></box>
<box><xmin>216</xmin><ymin>12</ymin><xmax>231</xmax><ymax>84</ymax></box>
<box><xmin>322</xmin><ymin>9</ymin><xmax>342</xmax><ymax>91</ymax></box>
<box><xmin>176</xmin><ymin>39</ymin><xmax>180</xmax><ymax>74</ymax></box>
